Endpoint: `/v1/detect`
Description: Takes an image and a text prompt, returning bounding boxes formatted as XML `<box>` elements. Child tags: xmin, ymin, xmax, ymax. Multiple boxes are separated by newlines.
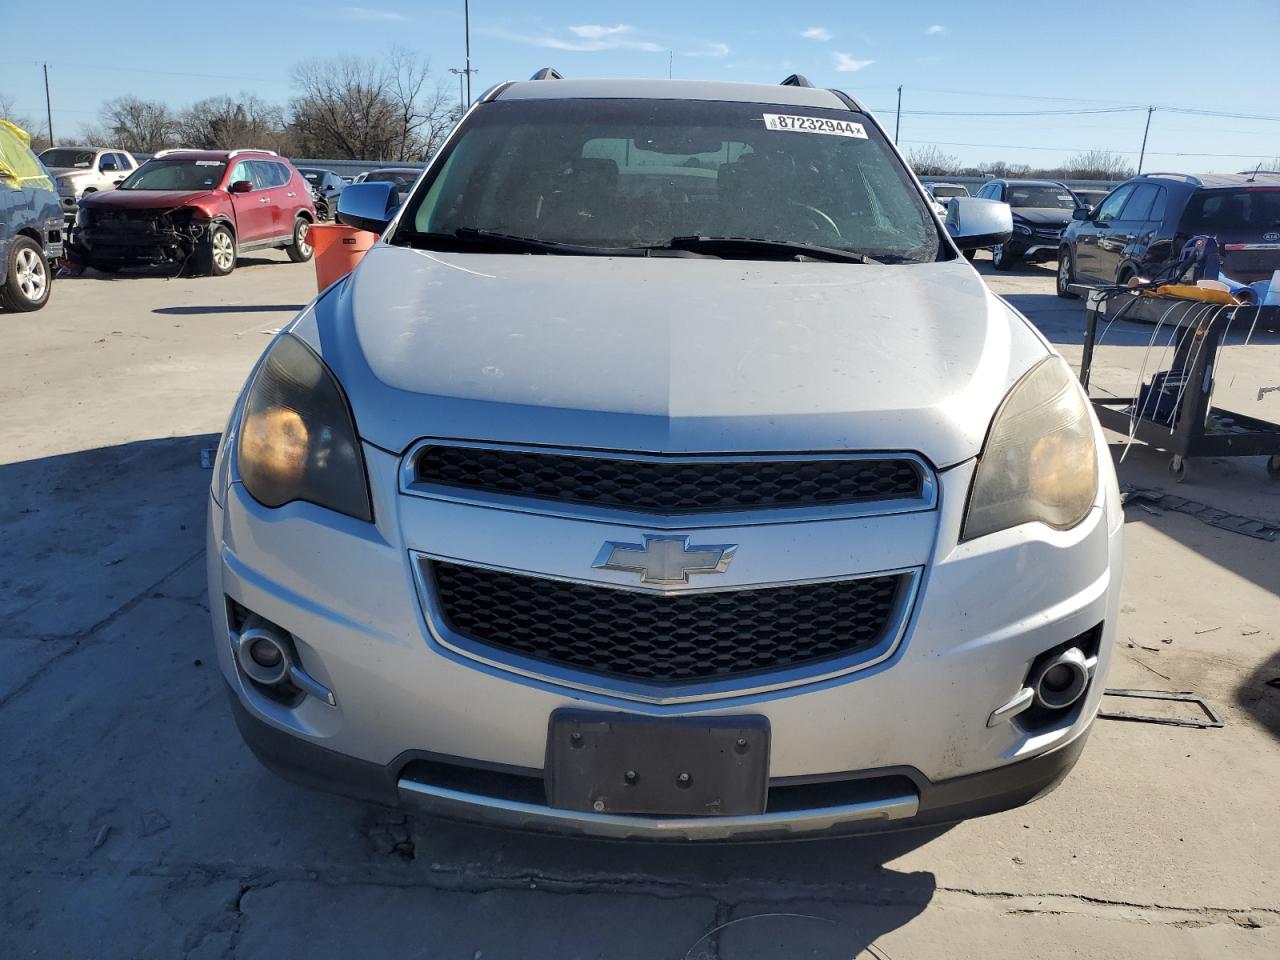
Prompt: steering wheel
<box><xmin>788</xmin><ymin>201</ymin><xmax>842</xmax><ymax>241</ymax></box>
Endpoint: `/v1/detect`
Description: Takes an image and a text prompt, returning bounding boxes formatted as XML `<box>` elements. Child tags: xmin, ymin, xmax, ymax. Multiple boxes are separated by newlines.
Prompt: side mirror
<box><xmin>336</xmin><ymin>180</ymin><xmax>399</xmax><ymax>234</ymax></box>
<box><xmin>946</xmin><ymin>197</ymin><xmax>1014</xmax><ymax>250</ymax></box>
<box><xmin>1071</xmin><ymin>207</ymin><xmax>1090</xmax><ymax>221</ymax></box>
<box><xmin>112</xmin><ymin>178</ymin><xmax>125</xmax><ymax>187</ymax></box>
<box><xmin>100</xmin><ymin>160</ymin><xmax>117</xmax><ymax>172</ymax></box>
<box><xmin>229</xmin><ymin>179</ymin><xmax>254</xmax><ymax>194</ymax></box>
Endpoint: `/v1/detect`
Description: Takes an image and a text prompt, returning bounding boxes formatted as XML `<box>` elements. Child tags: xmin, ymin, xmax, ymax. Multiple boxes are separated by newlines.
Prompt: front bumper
<box><xmin>208</xmin><ymin>427</ymin><xmax>1124</xmax><ymax>837</ymax></box>
<box><xmin>1006</xmin><ymin>235</ymin><xmax>1063</xmax><ymax>261</ymax></box>
<box><xmin>227</xmin><ymin>683</ymin><xmax>1090</xmax><ymax>840</ymax></box>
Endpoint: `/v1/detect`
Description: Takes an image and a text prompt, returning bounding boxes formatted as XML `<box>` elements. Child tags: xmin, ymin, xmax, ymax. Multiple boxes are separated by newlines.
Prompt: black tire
<box><xmin>991</xmin><ymin>243</ymin><xmax>1017</xmax><ymax>271</ymax></box>
<box><xmin>0</xmin><ymin>235</ymin><xmax>52</xmax><ymax>312</ymax></box>
<box><xmin>314</xmin><ymin>200</ymin><xmax>329</xmax><ymax>222</ymax></box>
<box><xmin>200</xmin><ymin>224</ymin><xmax>237</xmax><ymax>276</ymax></box>
<box><xmin>1056</xmin><ymin>248</ymin><xmax>1079</xmax><ymax>298</ymax></box>
<box><xmin>286</xmin><ymin>217</ymin><xmax>314</xmax><ymax>263</ymax></box>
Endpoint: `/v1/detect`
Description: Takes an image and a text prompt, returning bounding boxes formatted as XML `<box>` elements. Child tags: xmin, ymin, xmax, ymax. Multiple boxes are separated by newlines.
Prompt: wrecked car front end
<box><xmin>73</xmin><ymin>205</ymin><xmax>207</xmax><ymax>269</ymax></box>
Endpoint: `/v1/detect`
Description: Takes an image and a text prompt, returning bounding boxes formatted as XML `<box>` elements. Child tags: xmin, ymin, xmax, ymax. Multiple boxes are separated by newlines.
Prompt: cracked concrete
<box><xmin>2</xmin><ymin>251</ymin><xmax>1278</xmax><ymax>957</ymax></box>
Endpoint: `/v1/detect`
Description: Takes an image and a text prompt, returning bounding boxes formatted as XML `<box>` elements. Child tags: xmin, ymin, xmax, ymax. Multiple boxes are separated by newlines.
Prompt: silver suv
<box><xmin>39</xmin><ymin>146</ymin><xmax>138</xmax><ymax>216</ymax></box>
<box><xmin>208</xmin><ymin>73</ymin><xmax>1122</xmax><ymax>840</ymax></box>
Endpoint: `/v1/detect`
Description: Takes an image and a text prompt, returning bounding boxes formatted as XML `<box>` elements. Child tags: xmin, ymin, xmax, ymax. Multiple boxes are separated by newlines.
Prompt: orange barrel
<box><xmin>309</xmin><ymin>223</ymin><xmax>377</xmax><ymax>291</ymax></box>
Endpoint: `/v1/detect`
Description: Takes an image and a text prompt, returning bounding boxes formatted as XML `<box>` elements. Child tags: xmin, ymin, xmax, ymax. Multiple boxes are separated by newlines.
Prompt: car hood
<box><xmin>80</xmin><ymin>189</ymin><xmax>218</xmax><ymax>209</ymax></box>
<box><xmin>297</xmin><ymin>245</ymin><xmax>1051</xmax><ymax>467</ymax></box>
<box><xmin>1012</xmin><ymin>208</ymin><xmax>1074</xmax><ymax>228</ymax></box>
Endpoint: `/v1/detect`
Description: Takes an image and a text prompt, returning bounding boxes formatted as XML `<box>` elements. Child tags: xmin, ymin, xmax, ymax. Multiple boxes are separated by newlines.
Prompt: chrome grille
<box><xmin>413</xmin><ymin>446</ymin><xmax>924</xmax><ymax>514</ymax></box>
<box><xmin>426</xmin><ymin>561</ymin><xmax>906</xmax><ymax>685</ymax></box>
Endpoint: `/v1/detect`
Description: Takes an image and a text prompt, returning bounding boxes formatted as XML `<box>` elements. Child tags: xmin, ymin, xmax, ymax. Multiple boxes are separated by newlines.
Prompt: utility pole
<box><xmin>668</xmin><ymin>50</ymin><xmax>673</xmax><ymax>79</ymax></box>
<box><xmin>449</xmin><ymin>68</ymin><xmax>465</xmax><ymax>112</ymax></box>
<box><xmin>1137</xmin><ymin>105</ymin><xmax>1155</xmax><ymax>175</ymax></box>
<box><xmin>43</xmin><ymin>63</ymin><xmax>54</xmax><ymax>146</ymax></box>
<box><xmin>894</xmin><ymin>85</ymin><xmax>902</xmax><ymax>144</ymax></box>
<box><xmin>463</xmin><ymin>0</ymin><xmax>472</xmax><ymax>108</ymax></box>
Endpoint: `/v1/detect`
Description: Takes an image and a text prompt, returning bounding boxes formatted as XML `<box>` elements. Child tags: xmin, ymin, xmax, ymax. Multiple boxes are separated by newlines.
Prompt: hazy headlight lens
<box><xmin>237</xmin><ymin>334</ymin><xmax>372</xmax><ymax>521</ymax></box>
<box><xmin>962</xmin><ymin>357</ymin><xmax>1098</xmax><ymax>541</ymax></box>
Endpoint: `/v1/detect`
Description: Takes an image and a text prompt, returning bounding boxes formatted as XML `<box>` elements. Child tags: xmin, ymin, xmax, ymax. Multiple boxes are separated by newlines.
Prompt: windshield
<box><xmin>1006</xmin><ymin>185</ymin><xmax>1078</xmax><ymax>209</ymax></box>
<box><xmin>931</xmin><ymin>185</ymin><xmax>967</xmax><ymax>198</ymax></box>
<box><xmin>397</xmin><ymin>98</ymin><xmax>938</xmax><ymax>263</ymax></box>
<box><xmin>118</xmin><ymin>159</ymin><xmax>227</xmax><ymax>191</ymax></box>
<box><xmin>1181</xmin><ymin>188</ymin><xmax>1280</xmax><ymax>233</ymax></box>
<box><xmin>299</xmin><ymin>170</ymin><xmax>324</xmax><ymax>184</ymax></box>
<box><xmin>41</xmin><ymin>148</ymin><xmax>97</xmax><ymax>168</ymax></box>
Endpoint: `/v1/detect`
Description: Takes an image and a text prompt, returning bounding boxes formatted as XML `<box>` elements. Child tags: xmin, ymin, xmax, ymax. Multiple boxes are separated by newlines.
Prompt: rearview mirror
<box><xmin>336</xmin><ymin>180</ymin><xmax>400</xmax><ymax>234</ymax></box>
<box><xmin>946</xmin><ymin>197</ymin><xmax>1014</xmax><ymax>250</ymax></box>
<box><xmin>229</xmin><ymin>179</ymin><xmax>254</xmax><ymax>194</ymax></box>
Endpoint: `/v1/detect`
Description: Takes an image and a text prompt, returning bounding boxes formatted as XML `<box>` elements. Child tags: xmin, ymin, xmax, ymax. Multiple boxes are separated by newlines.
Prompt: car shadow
<box><xmin>57</xmin><ymin>255</ymin><xmax>292</xmax><ymax>281</ymax></box>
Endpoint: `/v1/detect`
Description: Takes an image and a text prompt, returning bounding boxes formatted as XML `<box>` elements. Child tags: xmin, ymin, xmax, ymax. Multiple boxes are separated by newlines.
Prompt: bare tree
<box><xmin>906</xmin><ymin>144</ymin><xmax>959</xmax><ymax>177</ymax></box>
<box><xmin>289</xmin><ymin>56</ymin><xmax>400</xmax><ymax>160</ymax></box>
<box><xmin>1060</xmin><ymin>149</ymin><xmax>1134</xmax><ymax>180</ymax></box>
<box><xmin>288</xmin><ymin>50</ymin><xmax>458</xmax><ymax>161</ymax></box>
<box><xmin>82</xmin><ymin>97</ymin><xmax>177</xmax><ymax>153</ymax></box>
<box><xmin>177</xmin><ymin>94</ymin><xmax>289</xmax><ymax>152</ymax></box>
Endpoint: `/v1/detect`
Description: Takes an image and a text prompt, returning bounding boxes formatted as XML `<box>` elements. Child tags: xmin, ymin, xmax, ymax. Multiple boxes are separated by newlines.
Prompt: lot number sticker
<box><xmin>763</xmin><ymin>114</ymin><xmax>867</xmax><ymax>138</ymax></box>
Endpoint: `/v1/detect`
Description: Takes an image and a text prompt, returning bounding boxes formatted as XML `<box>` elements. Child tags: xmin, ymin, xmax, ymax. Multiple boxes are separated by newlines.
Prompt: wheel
<box><xmin>286</xmin><ymin>217</ymin><xmax>313</xmax><ymax>263</ymax></box>
<box><xmin>201</xmin><ymin>224</ymin><xmax>237</xmax><ymax>276</ymax></box>
<box><xmin>315</xmin><ymin>200</ymin><xmax>329</xmax><ymax>222</ymax></box>
<box><xmin>963</xmin><ymin>249</ymin><xmax>976</xmax><ymax>261</ymax></box>
<box><xmin>0</xmin><ymin>235</ymin><xmax>51</xmax><ymax>311</ymax></box>
<box><xmin>1169</xmin><ymin>455</ymin><xmax>1188</xmax><ymax>483</ymax></box>
<box><xmin>1267</xmin><ymin>455</ymin><xmax>1280</xmax><ymax>480</ymax></box>
<box><xmin>991</xmin><ymin>243</ymin><xmax>1017</xmax><ymax>271</ymax></box>
<box><xmin>1056</xmin><ymin>248</ymin><xmax>1079</xmax><ymax>298</ymax></box>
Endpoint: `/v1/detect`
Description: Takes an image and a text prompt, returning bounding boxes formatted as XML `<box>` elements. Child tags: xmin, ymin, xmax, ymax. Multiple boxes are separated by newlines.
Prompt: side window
<box><xmin>229</xmin><ymin>161</ymin><xmax>252</xmax><ymax>187</ymax></box>
<box><xmin>247</xmin><ymin>160</ymin><xmax>277</xmax><ymax>189</ymax></box>
<box><xmin>1094</xmin><ymin>185</ymin><xmax>1135</xmax><ymax>223</ymax></box>
<box><xmin>98</xmin><ymin>152</ymin><xmax>114</xmax><ymax>170</ymax></box>
<box><xmin>1148</xmin><ymin>187</ymin><xmax>1167</xmax><ymax>223</ymax></box>
<box><xmin>1120</xmin><ymin>184</ymin><xmax>1157</xmax><ymax>221</ymax></box>
<box><xmin>118</xmin><ymin>153</ymin><xmax>134</xmax><ymax>170</ymax></box>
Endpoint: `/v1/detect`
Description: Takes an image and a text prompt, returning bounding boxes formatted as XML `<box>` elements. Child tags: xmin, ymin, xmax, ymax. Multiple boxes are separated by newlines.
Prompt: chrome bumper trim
<box><xmin>397</xmin><ymin>778</ymin><xmax>920</xmax><ymax>840</ymax></box>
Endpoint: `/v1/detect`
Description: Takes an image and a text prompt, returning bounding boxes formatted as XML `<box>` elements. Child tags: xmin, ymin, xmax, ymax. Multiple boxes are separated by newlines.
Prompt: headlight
<box><xmin>237</xmin><ymin>334</ymin><xmax>372</xmax><ymax>522</ymax></box>
<box><xmin>962</xmin><ymin>357</ymin><xmax>1098</xmax><ymax>541</ymax></box>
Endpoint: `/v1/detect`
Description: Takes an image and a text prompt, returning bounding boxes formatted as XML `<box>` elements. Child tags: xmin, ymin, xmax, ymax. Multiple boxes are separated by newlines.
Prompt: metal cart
<box><xmin>1077</xmin><ymin>289</ymin><xmax>1280</xmax><ymax>482</ymax></box>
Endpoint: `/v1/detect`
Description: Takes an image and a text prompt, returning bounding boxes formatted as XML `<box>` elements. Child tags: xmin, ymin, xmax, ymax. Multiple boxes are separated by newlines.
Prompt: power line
<box><xmin>899</xmin><ymin>137</ymin><xmax>1279</xmax><ymax>159</ymax></box>
<box><xmin>1</xmin><ymin>59</ymin><xmax>284</xmax><ymax>84</ymax></box>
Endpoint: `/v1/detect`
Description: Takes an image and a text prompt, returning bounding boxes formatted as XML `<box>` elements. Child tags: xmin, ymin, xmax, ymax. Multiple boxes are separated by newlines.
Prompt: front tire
<box><xmin>1056</xmin><ymin>248</ymin><xmax>1079</xmax><ymax>298</ymax></box>
<box><xmin>991</xmin><ymin>243</ymin><xmax>1017</xmax><ymax>271</ymax></box>
<box><xmin>286</xmin><ymin>217</ymin><xmax>313</xmax><ymax>263</ymax></box>
<box><xmin>1</xmin><ymin>236</ymin><xmax>51</xmax><ymax>312</ymax></box>
<box><xmin>201</xmin><ymin>224</ymin><xmax>237</xmax><ymax>276</ymax></box>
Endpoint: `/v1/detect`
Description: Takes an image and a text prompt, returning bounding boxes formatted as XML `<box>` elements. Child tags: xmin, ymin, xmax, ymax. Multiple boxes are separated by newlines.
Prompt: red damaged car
<box><xmin>71</xmin><ymin>149</ymin><xmax>315</xmax><ymax>276</ymax></box>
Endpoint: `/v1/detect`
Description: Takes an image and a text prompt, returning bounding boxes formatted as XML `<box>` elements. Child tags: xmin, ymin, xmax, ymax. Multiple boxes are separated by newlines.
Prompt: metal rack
<box><xmin>1078</xmin><ymin>289</ymin><xmax>1280</xmax><ymax>482</ymax></box>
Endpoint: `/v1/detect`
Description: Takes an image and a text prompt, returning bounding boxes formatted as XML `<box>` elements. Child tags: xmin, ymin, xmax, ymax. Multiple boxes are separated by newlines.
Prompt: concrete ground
<box><xmin>2</xmin><ymin>251</ymin><xmax>1278</xmax><ymax>958</ymax></box>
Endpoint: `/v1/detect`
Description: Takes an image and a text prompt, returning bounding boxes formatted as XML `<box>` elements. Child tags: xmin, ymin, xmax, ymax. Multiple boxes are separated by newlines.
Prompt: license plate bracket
<box><xmin>546</xmin><ymin>709</ymin><xmax>770</xmax><ymax>817</ymax></box>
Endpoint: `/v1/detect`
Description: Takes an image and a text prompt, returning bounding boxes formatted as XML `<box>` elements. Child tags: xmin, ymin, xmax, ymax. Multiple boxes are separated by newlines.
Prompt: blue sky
<box><xmin>4</xmin><ymin>0</ymin><xmax>1280</xmax><ymax>170</ymax></box>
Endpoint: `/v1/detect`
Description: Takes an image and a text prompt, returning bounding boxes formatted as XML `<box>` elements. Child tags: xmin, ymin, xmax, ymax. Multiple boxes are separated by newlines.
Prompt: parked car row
<box><xmin>0</xmin><ymin>121</ymin><xmax>64</xmax><ymax>311</ymax></box>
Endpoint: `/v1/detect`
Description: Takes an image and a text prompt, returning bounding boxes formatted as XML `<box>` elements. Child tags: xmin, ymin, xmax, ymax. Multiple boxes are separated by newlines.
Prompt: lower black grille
<box><xmin>428</xmin><ymin>561</ymin><xmax>905</xmax><ymax>685</ymax></box>
<box><xmin>414</xmin><ymin>446</ymin><xmax>923</xmax><ymax>514</ymax></box>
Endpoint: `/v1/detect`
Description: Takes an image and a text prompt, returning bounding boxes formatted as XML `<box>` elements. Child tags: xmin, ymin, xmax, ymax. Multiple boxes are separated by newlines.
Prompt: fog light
<box><xmin>249</xmin><ymin>639</ymin><xmax>283</xmax><ymax>668</ymax></box>
<box><xmin>1029</xmin><ymin>647</ymin><xmax>1091</xmax><ymax>710</ymax></box>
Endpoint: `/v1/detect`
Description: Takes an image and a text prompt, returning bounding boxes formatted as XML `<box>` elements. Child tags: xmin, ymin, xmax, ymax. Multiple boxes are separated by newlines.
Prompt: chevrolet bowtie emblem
<box><xmin>593</xmin><ymin>535</ymin><xmax>738</xmax><ymax>585</ymax></box>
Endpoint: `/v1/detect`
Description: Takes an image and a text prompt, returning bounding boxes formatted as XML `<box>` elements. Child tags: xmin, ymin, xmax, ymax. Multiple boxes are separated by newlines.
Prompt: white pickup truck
<box><xmin>38</xmin><ymin>146</ymin><xmax>138</xmax><ymax>216</ymax></box>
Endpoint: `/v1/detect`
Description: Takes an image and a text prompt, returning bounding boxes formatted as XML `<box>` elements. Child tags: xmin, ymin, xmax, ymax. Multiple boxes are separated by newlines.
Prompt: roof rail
<box><xmin>1143</xmin><ymin>172</ymin><xmax>1201</xmax><ymax>185</ymax></box>
<box><xmin>152</xmin><ymin>148</ymin><xmax>179</xmax><ymax>158</ymax></box>
<box><xmin>530</xmin><ymin>67</ymin><xmax>564</xmax><ymax>80</ymax></box>
<box><xmin>780</xmin><ymin>74</ymin><xmax>814</xmax><ymax>88</ymax></box>
<box><xmin>228</xmin><ymin>148</ymin><xmax>279</xmax><ymax>157</ymax></box>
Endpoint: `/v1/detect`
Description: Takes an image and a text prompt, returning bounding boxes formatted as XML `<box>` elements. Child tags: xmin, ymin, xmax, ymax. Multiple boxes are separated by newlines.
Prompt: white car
<box><xmin>39</xmin><ymin>146</ymin><xmax>138</xmax><ymax>217</ymax></box>
<box><xmin>208</xmin><ymin>73</ymin><xmax>1122</xmax><ymax>840</ymax></box>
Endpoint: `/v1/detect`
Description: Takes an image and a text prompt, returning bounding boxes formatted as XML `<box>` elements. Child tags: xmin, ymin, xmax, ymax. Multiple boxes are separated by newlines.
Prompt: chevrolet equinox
<box><xmin>207</xmin><ymin>73</ymin><xmax>1123</xmax><ymax>840</ymax></box>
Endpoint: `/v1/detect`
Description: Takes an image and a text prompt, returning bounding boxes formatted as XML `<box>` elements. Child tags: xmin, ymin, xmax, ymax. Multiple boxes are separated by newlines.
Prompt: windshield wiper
<box><xmin>648</xmin><ymin>236</ymin><xmax>882</xmax><ymax>264</ymax></box>
<box><xmin>399</xmin><ymin>228</ymin><xmax>643</xmax><ymax>256</ymax></box>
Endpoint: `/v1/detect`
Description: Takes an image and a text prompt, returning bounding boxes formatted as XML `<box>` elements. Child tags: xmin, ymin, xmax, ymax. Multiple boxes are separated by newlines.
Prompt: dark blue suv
<box><xmin>1057</xmin><ymin>171</ymin><xmax>1280</xmax><ymax>297</ymax></box>
<box><xmin>0</xmin><ymin>127</ymin><xmax>63</xmax><ymax>312</ymax></box>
